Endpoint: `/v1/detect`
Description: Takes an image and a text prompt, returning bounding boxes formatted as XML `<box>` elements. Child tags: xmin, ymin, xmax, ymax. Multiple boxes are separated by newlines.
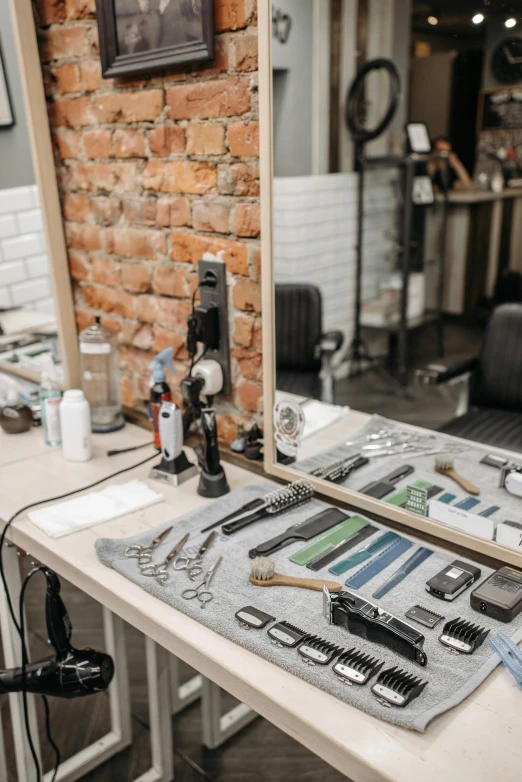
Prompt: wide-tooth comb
<box><xmin>297</xmin><ymin>634</ymin><xmax>343</xmax><ymax>666</ymax></box>
<box><xmin>439</xmin><ymin>618</ymin><xmax>490</xmax><ymax>655</ymax></box>
<box><xmin>265</xmin><ymin>480</ymin><xmax>314</xmax><ymax>514</ymax></box>
<box><xmin>333</xmin><ymin>648</ymin><xmax>384</xmax><ymax>685</ymax></box>
<box><xmin>371</xmin><ymin>666</ymin><xmax>428</xmax><ymax>707</ymax></box>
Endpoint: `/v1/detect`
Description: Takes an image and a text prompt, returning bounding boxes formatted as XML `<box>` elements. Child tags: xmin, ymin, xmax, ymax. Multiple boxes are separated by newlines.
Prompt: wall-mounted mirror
<box><xmin>260</xmin><ymin>0</ymin><xmax>522</xmax><ymax>566</ymax></box>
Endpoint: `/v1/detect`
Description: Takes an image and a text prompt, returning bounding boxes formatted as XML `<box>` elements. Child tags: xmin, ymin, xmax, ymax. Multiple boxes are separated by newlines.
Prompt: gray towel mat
<box><xmin>294</xmin><ymin>414</ymin><xmax>522</xmax><ymax>532</ymax></box>
<box><xmin>95</xmin><ymin>480</ymin><xmax>522</xmax><ymax>733</ymax></box>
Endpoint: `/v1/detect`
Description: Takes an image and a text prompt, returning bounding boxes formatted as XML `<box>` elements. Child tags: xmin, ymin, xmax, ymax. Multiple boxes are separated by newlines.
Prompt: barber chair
<box><xmin>416</xmin><ymin>303</ymin><xmax>522</xmax><ymax>451</ymax></box>
<box><xmin>275</xmin><ymin>284</ymin><xmax>343</xmax><ymax>404</ymax></box>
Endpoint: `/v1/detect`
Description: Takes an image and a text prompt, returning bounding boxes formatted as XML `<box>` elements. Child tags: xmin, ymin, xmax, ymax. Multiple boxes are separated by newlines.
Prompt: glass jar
<box><xmin>79</xmin><ymin>317</ymin><xmax>125</xmax><ymax>433</ymax></box>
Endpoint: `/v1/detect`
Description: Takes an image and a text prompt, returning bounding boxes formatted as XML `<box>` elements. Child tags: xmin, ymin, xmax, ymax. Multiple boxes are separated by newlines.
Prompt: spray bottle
<box><xmin>148</xmin><ymin>347</ymin><xmax>176</xmax><ymax>449</ymax></box>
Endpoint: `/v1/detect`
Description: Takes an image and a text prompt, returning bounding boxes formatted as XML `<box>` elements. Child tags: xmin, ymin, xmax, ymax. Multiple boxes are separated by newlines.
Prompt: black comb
<box><xmin>439</xmin><ymin>617</ymin><xmax>490</xmax><ymax>655</ymax></box>
<box><xmin>333</xmin><ymin>648</ymin><xmax>384</xmax><ymax>685</ymax></box>
<box><xmin>267</xmin><ymin>621</ymin><xmax>308</xmax><ymax>648</ymax></box>
<box><xmin>297</xmin><ymin>635</ymin><xmax>343</xmax><ymax>666</ymax></box>
<box><xmin>371</xmin><ymin>666</ymin><xmax>428</xmax><ymax>707</ymax></box>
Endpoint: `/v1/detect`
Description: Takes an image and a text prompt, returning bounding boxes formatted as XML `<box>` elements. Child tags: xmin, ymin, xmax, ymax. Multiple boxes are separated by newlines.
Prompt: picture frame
<box><xmin>95</xmin><ymin>0</ymin><xmax>215</xmax><ymax>79</ymax></box>
<box><xmin>0</xmin><ymin>48</ymin><xmax>14</xmax><ymax>128</ymax></box>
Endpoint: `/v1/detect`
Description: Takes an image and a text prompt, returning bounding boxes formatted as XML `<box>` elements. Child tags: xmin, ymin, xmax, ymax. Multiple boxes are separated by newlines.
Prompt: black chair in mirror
<box><xmin>417</xmin><ymin>304</ymin><xmax>522</xmax><ymax>451</ymax></box>
<box><xmin>275</xmin><ymin>284</ymin><xmax>344</xmax><ymax>404</ymax></box>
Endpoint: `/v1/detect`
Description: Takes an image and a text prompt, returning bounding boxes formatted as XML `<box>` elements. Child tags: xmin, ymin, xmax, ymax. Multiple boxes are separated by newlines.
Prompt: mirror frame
<box><xmin>1</xmin><ymin>0</ymin><xmax>80</xmax><ymax>389</ymax></box>
<box><xmin>258</xmin><ymin>0</ymin><xmax>522</xmax><ymax>568</ymax></box>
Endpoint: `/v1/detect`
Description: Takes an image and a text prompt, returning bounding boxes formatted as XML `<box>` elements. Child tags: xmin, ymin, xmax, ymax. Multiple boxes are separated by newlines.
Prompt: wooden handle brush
<box><xmin>434</xmin><ymin>454</ymin><xmax>480</xmax><ymax>496</ymax></box>
<box><xmin>249</xmin><ymin>557</ymin><xmax>342</xmax><ymax>592</ymax></box>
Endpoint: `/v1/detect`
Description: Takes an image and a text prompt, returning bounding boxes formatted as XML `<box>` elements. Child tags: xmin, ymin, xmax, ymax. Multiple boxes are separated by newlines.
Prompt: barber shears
<box><xmin>141</xmin><ymin>533</ymin><xmax>190</xmax><ymax>585</ymax></box>
<box><xmin>173</xmin><ymin>531</ymin><xmax>217</xmax><ymax>580</ymax></box>
<box><xmin>181</xmin><ymin>556</ymin><xmax>222</xmax><ymax>608</ymax></box>
<box><xmin>125</xmin><ymin>526</ymin><xmax>173</xmax><ymax>568</ymax></box>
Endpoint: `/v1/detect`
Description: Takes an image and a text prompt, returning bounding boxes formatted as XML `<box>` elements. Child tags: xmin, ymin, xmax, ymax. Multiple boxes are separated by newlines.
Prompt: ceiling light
<box><xmin>505</xmin><ymin>17</ymin><xmax>517</xmax><ymax>28</ymax></box>
<box><xmin>472</xmin><ymin>13</ymin><xmax>484</xmax><ymax>24</ymax></box>
<box><xmin>427</xmin><ymin>16</ymin><xmax>438</xmax><ymax>25</ymax></box>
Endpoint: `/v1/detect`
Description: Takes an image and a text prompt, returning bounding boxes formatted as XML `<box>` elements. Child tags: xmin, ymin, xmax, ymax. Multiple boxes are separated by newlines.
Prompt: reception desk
<box><xmin>424</xmin><ymin>187</ymin><xmax>522</xmax><ymax>316</ymax></box>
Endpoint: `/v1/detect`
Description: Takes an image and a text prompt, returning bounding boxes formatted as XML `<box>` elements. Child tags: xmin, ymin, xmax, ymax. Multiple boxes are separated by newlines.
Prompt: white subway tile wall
<box><xmin>0</xmin><ymin>184</ymin><xmax>52</xmax><ymax>314</ymax></box>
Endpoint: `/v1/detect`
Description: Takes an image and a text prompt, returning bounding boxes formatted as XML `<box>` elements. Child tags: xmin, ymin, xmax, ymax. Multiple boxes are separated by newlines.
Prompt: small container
<box><xmin>60</xmin><ymin>389</ymin><xmax>93</xmax><ymax>462</ymax></box>
<box><xmin>0</xmin><ymin>389</ymin><xmax>33</xmax><ymax>434</ymax></box>
<box><xmin>79</xmin><ymin>317</ymin><xmax>124</xmax><ymax>433</ymax></box>
<box><xmin>39</xmin><ymin>369</ymin><xmax>62</xmax><ymax>446</ymax></box>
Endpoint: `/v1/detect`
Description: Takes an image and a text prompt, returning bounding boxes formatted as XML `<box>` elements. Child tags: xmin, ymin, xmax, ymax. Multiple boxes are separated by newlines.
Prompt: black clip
<box><xmin>297</xmin><ymin>635</ymin><xmax>343</xmax><ymax>667</ymax></box>
<box><xmin>333</xmin><ymin>648</ymin><xmax>384</xmax><ymax>686</ymax></box>
<box><xmin>439</xmin><ymin>618</ymin><xmax>490</xmax><ymax>655</ymax></box>
<box><xmin>267</xmin><ymin>621</ymin><xmax>308</xmax><ymax>648</ymax></box>
<box><xmin>371</xmin><ymin>667</ymin><xmax>427</xmax><ymax>708</ymax></box>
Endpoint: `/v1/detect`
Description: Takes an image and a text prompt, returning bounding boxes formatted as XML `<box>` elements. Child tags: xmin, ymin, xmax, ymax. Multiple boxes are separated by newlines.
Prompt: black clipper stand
<box><xmin>198</xmin><ymin>408</ymin><xmax>230</xmax><ymax>498</ymax></box>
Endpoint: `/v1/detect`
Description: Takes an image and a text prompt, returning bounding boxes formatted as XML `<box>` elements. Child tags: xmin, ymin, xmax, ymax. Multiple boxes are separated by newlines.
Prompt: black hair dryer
<box><xmin>197</xmin><ymin>408</ymin><xmax>230</xmax><ymax>498</ymax></box>
<box><xmin>0</xmin><ymin>570</ymin><xmax>114</xmax><ymax>699</ymax></box>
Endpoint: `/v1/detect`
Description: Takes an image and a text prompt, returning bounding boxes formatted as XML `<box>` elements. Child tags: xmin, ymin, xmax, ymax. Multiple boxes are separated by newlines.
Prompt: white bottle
<box><xmin>60</xmin><ymin>390</ymin><xmax>93</xmax><ymax>462</ymax></box>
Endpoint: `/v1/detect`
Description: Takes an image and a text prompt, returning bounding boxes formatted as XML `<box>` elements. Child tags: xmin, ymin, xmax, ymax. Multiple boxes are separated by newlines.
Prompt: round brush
<box><xmin>434</xmin><ymin>454</ymin><xmax>479</xmax><ymax>496</ymax></box>
<box><xmin>249</xmin><ymin>557</ymin><xmax>342</xmax><ymax>592</ymax></box>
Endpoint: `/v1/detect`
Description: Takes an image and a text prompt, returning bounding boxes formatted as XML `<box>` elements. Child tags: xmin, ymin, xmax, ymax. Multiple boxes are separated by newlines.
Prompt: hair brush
<box><xmin>249</xmin><ymin>557</ymin><xmax>342</xmax><ymax>592</ymax></box>
<box><xmin>221</xmin><ymin>480</ymin><xmax>314</xmax><ymax>535</ymax></box>
<box><xmin>434</xmin><ymin>454</ymin><xmax>479</xmax><ymax>495</ymax></box>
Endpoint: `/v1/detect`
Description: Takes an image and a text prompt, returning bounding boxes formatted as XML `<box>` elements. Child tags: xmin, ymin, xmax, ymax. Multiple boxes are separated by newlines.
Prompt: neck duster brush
<box><xmin>434</xmin><ymin>454</ymin><xmax>479</xmax><ymax>496</ymax></box>
<box><xmin>249</xmin><ymin>557</ymin><xmax>342</xmax><ymax>592</ymax></box>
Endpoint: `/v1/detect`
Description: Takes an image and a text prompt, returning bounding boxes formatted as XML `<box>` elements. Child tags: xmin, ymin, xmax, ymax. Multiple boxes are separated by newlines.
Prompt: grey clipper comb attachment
<box><xmin>333</xmin><ymin>648</ymin><xmax>384</xmax><ymax>685</ymax></box>
<box><xmin>371</xmin><ymin>667</ymin><xmax>428</xmax><ymax>708</ymax></box>
<box><xmin>267</xmin><ymin>621</ymin><xmax>308</xmax><ymax>648</ymax></box>
<box><xmin>235</xmin><ymin>606</ymin><xmax>275</xmax><ymax>630</ymax></box>
<box><xmin>439</xmin><ymin>617</ymin><xmax>490</xmax><ymax>655</ymax></box>
<box><xmin>297</xmin><ymin>635</ymin><xmax>342</xmax><ymax>666</ymax></box>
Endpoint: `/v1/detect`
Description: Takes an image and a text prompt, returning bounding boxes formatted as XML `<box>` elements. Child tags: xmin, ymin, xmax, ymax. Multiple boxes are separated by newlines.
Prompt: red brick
<box><xmin>83</xmin><ymin>285</ymin><xmax>136</xmax><ymax>318</ymax></box>
<box><xmin>143</xmin><ymin>161</ymin><xmax>216</xmax><ymax>195</ymax></box>
<box><xmin>54</xmin><ymin>129</ymin><xmax>80</xmax><ymax>158</ymax></box>
<box><xmin>197</xmin><ymin>36</ymin><xmax>229</xmax><ymax>77</ymax></box>
<box><xmin>137</xmin><ymin>295</ymin><xmax>192</xmax><ymax>330</ymax></box>
<box><xmin>52</xmin><ymin>96</ymin><xmax>95</xmax><ymax>127</ymax></box>
<box><xmin>234</xmin><ymin>380</ymin><xmax>262</xmax><ymax>412</ymax></box>
<box><xmin>41</xmin><ymin>27</ymin><xmax>89</xmax><ymax>60</ymax></box>
<box><xmin>120</xmin><ymin>346</ymin><xmax>153</xmax><ymax>374</ymax></box>
<box><xmin>122</xmin><ymin>264</ymin><xmax>152</xmax><ymax>293</ymax></box>
<box><xmin>215</xmin><ymin>0</ymin><xmax>246</xmax><ymax>31</ymax></box>
<box><xmin>233</xmin><ymin>347</ymin><xmax>262</xmax><ymax>381</ymax></box>
<box><xmin>80</xmin><ymin>60</ymin><xmax>105</xmax><ymax>92</ymax></box>
<box><xmin>68</xmin><ymin>252</ymin><xmax>91</xmax><ymax>281</ymax></box>
<box><xmin>156</xmin><ymin>197</ymin><xmax>191</xmax><ymax>227</ymax></box>
<box><xmin>66</xmin><ymin>0</ymin><xmax>96</xmax><ymax>19</ymax></box>
<box><xmin>120</xmin><ymin>375</ymin><xmax>137</xmax><ymax>407</ymax></box>
<box><xmin>65</xmin><ymin>222</ymin><xmax>103</xmax><ymax>252</ymax></box>
<box><xmin>216</xmin><ymin>414</ymin><xmax>243</xmax><ymax>444</ymax></box>
<box><xmin>62</xmin><ymin>193</ymin><xmax>90</xmax><ymax>222</ymax></box>
<box><xmin>235</xmin><ymin>203</ymin><xmax>260</xmax><ymax>237</ymax></box>
<box><xmin>218</xmin><ymin>162</ymin><xmax>259</xmax><ymax>195</ymax></box>
<box><xmin>152</xmin><ymin>328</ymin><xmax>187</xmax><ymax>357</ymax></box>
<box><xmin>38</xmin><ymin>0</ymin><xmax>66</xmax><ymax>25</ymax></box>
<box><xmin>114</xmin><ymin>129</ymin><xmax>146</xmax><ymax>158</ymax></box>
<box><xmin>95</xmin><ymin>91</ymin><xmax>164</xmax><ymax>123</ymax></box>
<box><xmin>152</xmin><ymin>266</ymin><xmax>189</xmax><ymax>298</ymax></box>
<box><xmin>253</xmin><ymin>317</ymin><xmax>262</xmax><ymax>349</ymax></box>
<box><xmin>147</xmin><ymin>126</ymin><xmax>186</xmax><ymax>157</ymax></box>
<box><xmin>119</xmin><ymin>319</ymin><xmax>140</xmax><ymax>345</ymax></box>
<box><xmin>74</xmin><ymin>162</ymin><xmax>136</xmax><ymax>192</ymax></box>
<box><xmin>132</xmin><ymin>324</ymin><xmax>154</xmax><ymax>351</ymax></box>
<box><xmin>171</xmin><ymin>233</ymin><xmax>248</xmax><ymax>275</ymax></box>
<box><xmin>232</xmin><ymin>278</ymin><xmax>261</xmax><ymax>312</ymax></box>
<box><xmin>106</xmin><ymin>227</ymin><xmax>166</xmax><ymax>259</ymax></box>
<box><xmin>84</xmin><ymin>129</ymin><xmax>112</xmax><ymax>158</ymax></box>
<box><xmin>193</xmin><ymin>201</ymin><xmax>230</xmax><ymax>234</ymax></box>
<box><xmin>123</xmin><ymin>197</ymin><xmax>156</xmax><ymax>226</ymax></box>
<box><xmin>252</xmin><ymin>246</ymin><xmax>261</xmax><ymax>279</ymax></box>
<box><xmin>166</xmin><ymin>77</ymin><xmax>250</xmax><ymax>120</ymax></box>
<box><xmin>92</xmin><ymin>257</ymin><xmax>121</xmax><ymax>286</ymax></box>
<box><xmin>75</xmin><ymin>307</ymin><xmax>93</xmax><ymax>331</ymax></box>
<box><xmin>233</xmin><ymin>313</ymin><xmax>255</xmax><ymax>347</ymax></box>
<box><xmin>227</xmin><ymin>121</ymin><xmax>259</xmax><ymax>157</ymax></box>
<box><xmin>52</xmin><ymin>63</ymin><xmax>81</xmax><ymax>94</ymax></box>
<box><xmin>186</xmin><ymin>123</ymin><xmax>226</xmax><ymax>155</ymax></box>
<box><xmin>100</xmin><ymin>315</ymin><xmax>122</xmax><ymax>335</ymax></box>
<box><xmin>235</xmin><ymin>34</ymin><xmax>258</xmax><ymax>72</ymax></box>
<box><xmin>91</xmin><ymin>196</ymin><xmax>122</xmax><ymax>225</ymax></box>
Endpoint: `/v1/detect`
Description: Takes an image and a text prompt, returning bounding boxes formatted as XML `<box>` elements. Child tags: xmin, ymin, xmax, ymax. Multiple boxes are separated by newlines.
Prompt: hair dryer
<box><xmin>0</xmin><ymin>569</ymin><xmax>114</xmax><ymax>699</ymax></box>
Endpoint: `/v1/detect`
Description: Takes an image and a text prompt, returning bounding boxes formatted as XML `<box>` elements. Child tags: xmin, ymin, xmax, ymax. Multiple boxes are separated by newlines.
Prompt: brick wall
<box><xmin>33</xmin><ymin>0</ymin><xmax>262</xmax><ymax>442</ymax></box>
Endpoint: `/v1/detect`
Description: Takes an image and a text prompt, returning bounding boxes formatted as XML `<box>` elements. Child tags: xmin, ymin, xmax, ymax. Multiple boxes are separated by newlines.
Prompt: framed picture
<box><xmin>95</xmin><ymin>0</ymin><xmax>214</xmax><ymax>78</ymax></box>
<box><xmin>0</xmin><ymin>48</ymin><xmax>14</xmax><ymax>128</ymax></box>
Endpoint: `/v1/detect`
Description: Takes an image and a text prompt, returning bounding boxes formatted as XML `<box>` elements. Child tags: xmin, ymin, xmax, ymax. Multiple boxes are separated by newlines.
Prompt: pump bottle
<box><xmin>148</xmin><ymin>347</ymin><xmax>176</xmax><ymax>449</ymax></box>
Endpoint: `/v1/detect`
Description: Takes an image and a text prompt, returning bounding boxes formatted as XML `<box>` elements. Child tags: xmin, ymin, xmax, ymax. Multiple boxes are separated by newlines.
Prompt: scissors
<box><xmin>141</xmin><ymin>533</ymin><xmax>190</xmax><ymax>585</ymax></box>
<box><xmin>125</xmin><ymin>526</ymin><xmax>173</xmax><ymax>568</ymax></box>
<box><xmin>173</xmin><ymin>531</ymin><xmax>217</xmax><ymax>580</ymax></box>
<box><xmin>181</xmin><ymin>556</ymin><xmax>222</xmax><ymax>608</ymax></box>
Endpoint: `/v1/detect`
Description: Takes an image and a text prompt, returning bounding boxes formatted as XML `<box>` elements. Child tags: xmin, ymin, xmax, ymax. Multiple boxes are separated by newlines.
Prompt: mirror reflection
<box><xmin>272</xmin><ymin>0</ymin><xmax>522</xmax><ymax>555</ymax></box>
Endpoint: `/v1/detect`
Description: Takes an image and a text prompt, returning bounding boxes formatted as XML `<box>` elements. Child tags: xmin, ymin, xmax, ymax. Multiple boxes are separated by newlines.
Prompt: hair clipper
<box><xmin>197</xmin><ymin>408</ymin><xmax>230</xmax><ymax>498</ymax></box>
<box><xmin>149</xmin><ymin>401</ymin><xmax>198</xmax><ymax>486</ymax></box>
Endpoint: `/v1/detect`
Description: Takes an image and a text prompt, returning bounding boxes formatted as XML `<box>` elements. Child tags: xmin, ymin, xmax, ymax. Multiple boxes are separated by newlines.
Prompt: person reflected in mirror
<box><xmin>427</xmin><ymin>137</ymin><xmax>473</xmax><ymax>192</ymax></box>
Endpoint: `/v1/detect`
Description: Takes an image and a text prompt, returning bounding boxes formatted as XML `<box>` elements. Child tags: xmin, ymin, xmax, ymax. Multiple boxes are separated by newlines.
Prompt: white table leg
<box><xmin>0</xmin><ymin>699</ymin><xmax>9</xmax><ymax>782</ymax></box>
<box><xmin>0</xmin><ymin>544</ymin><xmax>41</xmax><ymax>782</ymax></box>
<box><xmin>170</xmin><ymin>657</ymin><xmax>202</xmax><ymax>716</ymax></box>
<box><xmin>201</xmin><ymin>678</ymin><xmax>258</xmax><ymax>750</ymax></box>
